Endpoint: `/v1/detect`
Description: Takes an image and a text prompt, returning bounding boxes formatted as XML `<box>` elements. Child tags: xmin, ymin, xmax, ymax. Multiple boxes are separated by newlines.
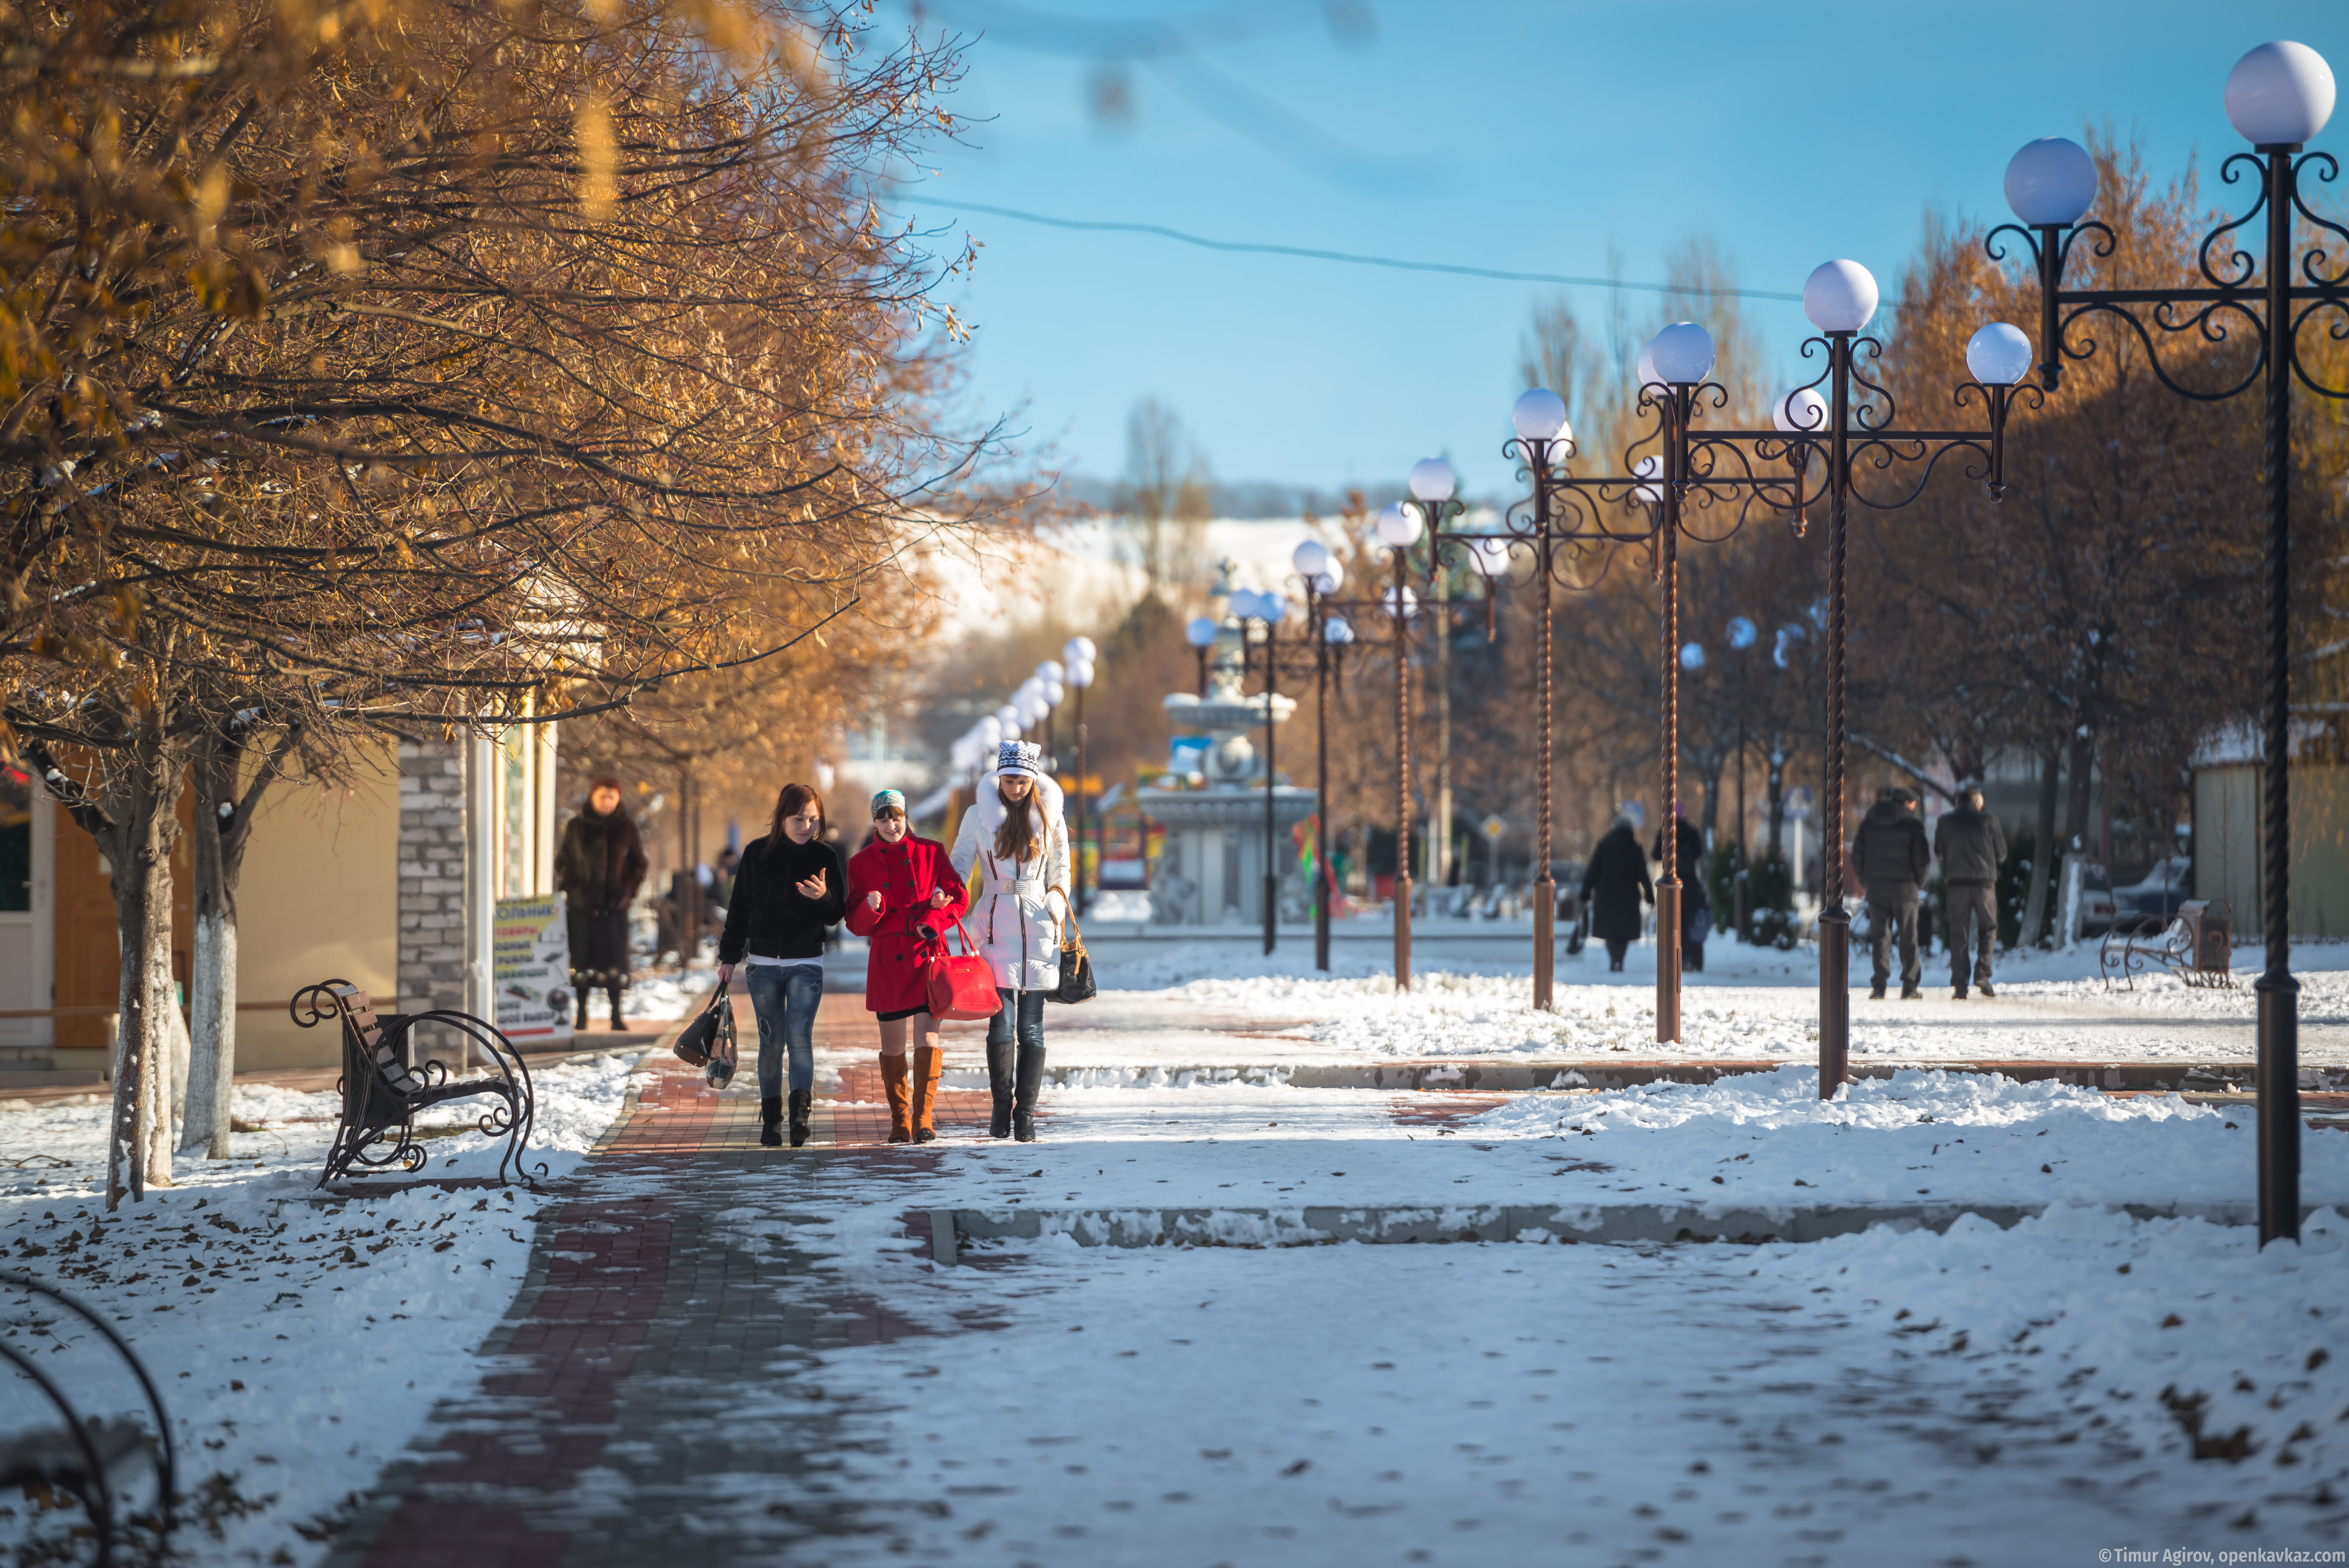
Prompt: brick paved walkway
<box><xmin>325</xmin><ymin>993</ymin><xmax>1027</xmax><ymax>1567</ymax></box>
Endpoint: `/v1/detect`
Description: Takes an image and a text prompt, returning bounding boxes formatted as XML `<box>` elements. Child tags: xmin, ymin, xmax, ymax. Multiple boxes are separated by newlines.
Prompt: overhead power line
<box><xmin>920</xmin><ymin>199</ymin><xmax>1808</xmax><ymax>303</ymax></box>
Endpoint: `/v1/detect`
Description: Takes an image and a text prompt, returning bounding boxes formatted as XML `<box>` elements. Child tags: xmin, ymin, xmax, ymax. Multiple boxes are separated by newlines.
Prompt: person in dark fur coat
<box><xmin>555</xmin><ymin>777</ymin><xmax>649</xmax><ymax>1030</ymax></box>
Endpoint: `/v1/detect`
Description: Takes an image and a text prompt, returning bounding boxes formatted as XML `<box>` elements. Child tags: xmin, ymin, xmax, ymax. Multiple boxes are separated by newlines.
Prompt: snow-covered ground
<box><xmin>1056</xmin><ymin>936</ymin><xmax>2349</xmax><ymax>1068</ymax></box>
<box><xmin>0</xmin><ymin>1053</ymin><xmax>641</xmax><ymax>1564</ymax></box>
<box><xmin>10</xmin><ymin>932</ymin><xmax>2349</xmax><ymax>1566</ymax></box>
<box><xmin>680</xmin><ymin>1063</ymin><xmax>2349</xmax><ymax>1564</ymax></box>
<box><xmin>618</xmin><ymin>961</ymin><xmax>720</xmax><ymax>1024</ymax></box>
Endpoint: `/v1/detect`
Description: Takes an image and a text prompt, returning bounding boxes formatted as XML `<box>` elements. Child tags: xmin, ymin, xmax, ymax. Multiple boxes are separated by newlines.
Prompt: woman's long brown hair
<box><xmin>767</xmin><ymin>782</ymin><xmax>826</xmax><ymax>853</ymax></box>
<box><xmin>992</xmin><ymin>779</ymin><xmax>1038</xmax><ymax>863</ymax></box>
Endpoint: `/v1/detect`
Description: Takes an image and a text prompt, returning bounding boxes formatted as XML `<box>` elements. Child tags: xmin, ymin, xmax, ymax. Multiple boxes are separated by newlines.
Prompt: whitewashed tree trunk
<box><xmin>2057</xmin><ymin>852</ymin><xmax>2087</xmax><ymax>954</ymax></box>
<box><xmin>146</xmin><ymin>935</ymin><xmax>180</xmax><ymax>1186</ymax></box>
<box><xmin>182</xmin><ymin>902</ymin><xmax>232</xmax><ymax>1154</ymax></box>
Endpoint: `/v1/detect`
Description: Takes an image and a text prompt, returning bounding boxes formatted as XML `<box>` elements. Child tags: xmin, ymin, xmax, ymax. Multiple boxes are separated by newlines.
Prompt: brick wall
<box><xmin>397</xmin><ymin>739</ymin><xmax>467</xmax><ymax>1024</ymax></box>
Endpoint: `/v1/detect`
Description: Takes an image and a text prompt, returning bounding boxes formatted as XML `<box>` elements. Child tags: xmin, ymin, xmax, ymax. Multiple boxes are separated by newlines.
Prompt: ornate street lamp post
<box><xmin>1228</xmin><ymin>588</ymin><xmax>1294</xmax><ymax>956</ymax></box>
<box><xmin>1991</xmin><ymin>40</ymin><xmax>2340</xmax><ymax>1241</ymax></box>
<box><xmin>1291</xmin><ymin>541</ymin><xmax>1350</xmax><ymax>972</ymax></box>
<box><xmin>1063</xmin><ymin>637</ymin><xmax>1097</xmax><ymax>915</ymax></box>
<box><xmin>1373</xmin><ymin>499</ymin><xmax>1427</xmax><ymax>989</ymax></box>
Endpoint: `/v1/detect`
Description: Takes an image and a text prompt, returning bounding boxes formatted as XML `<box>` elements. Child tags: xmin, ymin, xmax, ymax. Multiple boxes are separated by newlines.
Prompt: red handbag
<box><xmin>923</xmin><ymin>919</ymin><xmax>1002</xmax><ymax>1021</ymax></box>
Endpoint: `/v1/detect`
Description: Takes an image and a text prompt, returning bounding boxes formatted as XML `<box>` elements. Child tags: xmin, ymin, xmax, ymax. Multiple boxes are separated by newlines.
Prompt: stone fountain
<box><xmin>1140</xmin><ymin>583</ymin><xmax>1318</xmax><ymax>926</ymax></box>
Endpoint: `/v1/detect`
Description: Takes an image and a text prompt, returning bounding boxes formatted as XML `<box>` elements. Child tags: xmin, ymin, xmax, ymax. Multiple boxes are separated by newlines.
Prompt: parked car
<box><xmin>2113</xmin><ymin>856</ymin><xmax>2193</xmax><ymax>926</ymax></box>
<box><xmin>2080</xmin><ymin>864</ymin><xmax>2116</xmax><ymax>936</ymax></box>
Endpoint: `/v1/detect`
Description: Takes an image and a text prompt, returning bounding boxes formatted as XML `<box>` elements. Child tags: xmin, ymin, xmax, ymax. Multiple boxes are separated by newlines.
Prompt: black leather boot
<box><xmin>759</xmin><ymin>1095</ymin><xmax>782</xmax><ymax>1148</ymax></box>
<box><xmin>608</xmin><ymin>984</ymin><xmax>626</xmax><ymax>1031</ymax></box>
<box><xmin>986</xmin><ymin>1035</ymin><xmax>1015</xmax><ymax>1139</ymax></box>
<box><xmin>573</xmin><ymin>987</ymin><xmax>590</xmax><ymax>1030</ymax></box>
<box><xmin>787</xmin><ymin>1090</ymin><xmax>812</xmax><ymax>1149</ymax></box>
<box><xmin>1012</xmin><ymin>1042</ymin><xmax>1045</xmax><ymax>1143</ymax></box>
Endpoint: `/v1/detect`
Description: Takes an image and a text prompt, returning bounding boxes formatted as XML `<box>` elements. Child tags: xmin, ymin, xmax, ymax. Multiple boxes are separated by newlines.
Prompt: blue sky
<box><xmin>884</xmin><ymin>1</ymin><xmax>2344</xmax><ymax>499</ymax></box>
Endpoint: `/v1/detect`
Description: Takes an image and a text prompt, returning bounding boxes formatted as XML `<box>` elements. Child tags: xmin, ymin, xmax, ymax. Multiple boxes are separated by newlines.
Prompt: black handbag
<box><xmin>1050</xmin><ymin>913</ymin><xmax>1096</xmax><ymax>1005</ymax></box>
<box><xmin>673</xmin><ymin>988</ymin><xmax>738</xmax><ymax>1086</ymax></box>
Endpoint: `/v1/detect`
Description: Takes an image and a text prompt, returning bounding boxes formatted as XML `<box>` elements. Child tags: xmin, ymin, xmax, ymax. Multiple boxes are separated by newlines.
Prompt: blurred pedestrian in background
<box><xmin>1934</xmin><ymin>781</ymin><xmax>2008</xmax><ymax>1000</ymax></box>
<box><xmin>1582</xmin><ymin>816</ymin><xmax>1653</xmax><ymax>973</ymax></box>
<box><xmin>556</xmin><ymin>776</ymin><xmax>648</xmax><ymax>1030</ymax></box>
<box><xmin>1651</xmin><ymin>808</ymin><xmax>1710</xmax><ymax>975</ymax></box>
<box><xmin>1854</xmin><ymin>786</ymin><xmax>1930</xmax><ymax>1000</ymax></box>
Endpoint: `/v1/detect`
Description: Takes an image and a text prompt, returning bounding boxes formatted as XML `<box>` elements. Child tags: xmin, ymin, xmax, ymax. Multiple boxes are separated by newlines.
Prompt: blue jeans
<box><xmin>985</xmin><ymin>987</ymin><xmax>1045</xmax><ymax>1057</ymax></box>
<box><xmin>744</xmin><ymin>964</ymin><xmax>821</xmax><ymax>1096</ymax></box>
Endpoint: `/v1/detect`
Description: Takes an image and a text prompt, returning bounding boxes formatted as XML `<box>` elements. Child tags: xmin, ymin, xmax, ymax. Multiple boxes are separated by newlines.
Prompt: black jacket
<box><xmin>717</xmin><ymin>834</ymin><xmax>847</xmax><ymax>964</ymax></box>
<box><xmin>1852</xmin><ymin>800</ymin><xmax>1930</xmax><ymax>902</ymax></box>
<box><xmin>555</xmin><ymin>808</ymin><xmax>648</xmax><ymax>915</ymax></box>
<box><xmin>1581</xmin><ymin>825</ymin><xmax>1654</xmax><ymax>942</ymax></box>
<box><xmin>1933</xmin><ymin>805</ymin><xmax>2009</xmax><ymax>885</ymax></box>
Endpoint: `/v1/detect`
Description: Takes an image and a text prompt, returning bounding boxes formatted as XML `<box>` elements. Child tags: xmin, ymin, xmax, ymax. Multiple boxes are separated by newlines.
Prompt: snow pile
<box><xmin>1462</xmin><ymin>1065</ymin><xmax>2309</xmax><ymax>1211</ymax></box>
<box><xmin>1757</xmin><ymin>1203</ymin><xmax>2349</xmax><ymax>1507</ymax></box>
<box><xmin>0</xmin><ymin>1052</ymin><xmax>641</xmax><ymax>1566</ymax></box>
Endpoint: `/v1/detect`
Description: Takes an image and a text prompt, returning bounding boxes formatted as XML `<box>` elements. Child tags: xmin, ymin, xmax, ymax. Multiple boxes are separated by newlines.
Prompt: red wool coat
<box><xmin>844</xmin><ymin>834</ymin><xmax>971</xmax><ymax>1014</ymax></box>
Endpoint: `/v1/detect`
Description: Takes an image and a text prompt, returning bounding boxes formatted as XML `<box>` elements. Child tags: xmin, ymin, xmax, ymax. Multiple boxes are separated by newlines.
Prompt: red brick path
<box><xmin>337</xmin><ymin>989</ymin><xmax>1025</xmax><ymax>1567</ymax></box>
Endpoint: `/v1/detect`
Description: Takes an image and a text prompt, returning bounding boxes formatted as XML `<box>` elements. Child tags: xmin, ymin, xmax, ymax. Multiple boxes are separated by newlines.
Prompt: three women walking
<box><xmin>949</xmin><ymin>740</ymin><xmax>1071</xmax><ymax>1142</ymax></box>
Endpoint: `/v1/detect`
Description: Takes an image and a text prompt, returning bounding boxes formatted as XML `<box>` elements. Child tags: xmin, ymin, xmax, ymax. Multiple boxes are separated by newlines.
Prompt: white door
<box><xmin>0</xmin><ymin>765</ymin><xmax>53</xmax><ymax>1051</ymax></box>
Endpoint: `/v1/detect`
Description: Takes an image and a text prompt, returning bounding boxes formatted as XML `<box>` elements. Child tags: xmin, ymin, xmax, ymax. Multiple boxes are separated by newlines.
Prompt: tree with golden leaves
<box><xmin>0</xmin><ymin>0</ymin><xmax>987</xmax><ymax>1200</ymax></box>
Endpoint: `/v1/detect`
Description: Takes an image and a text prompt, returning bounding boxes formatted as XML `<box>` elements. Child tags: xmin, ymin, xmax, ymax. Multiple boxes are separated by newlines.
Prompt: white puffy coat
<box><xmin>949</xmin><ymin>772</ymin><xmax>1071</xmax><ymax>992</ymax></box>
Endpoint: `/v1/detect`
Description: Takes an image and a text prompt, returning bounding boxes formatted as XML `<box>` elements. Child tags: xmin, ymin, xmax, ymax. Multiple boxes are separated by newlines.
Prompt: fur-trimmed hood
<box><xmin>970</xmin><ymin>770</ymin><xmax>1064</xmax><ymax>841</ymax></box>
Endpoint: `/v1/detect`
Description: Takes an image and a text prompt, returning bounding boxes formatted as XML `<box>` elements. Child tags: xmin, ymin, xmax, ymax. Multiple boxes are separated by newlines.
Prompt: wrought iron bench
<box><xmin>0</xmin><ymin>1270</ymin><xmax>175</xmax><ymax>1566</ymax></box>
<box><xmin>291</xmin><ymin>980</ymin><xmax>541</xmax><ymax>1189</ymax></box>
<box><xmin>2099</xmin><ymin>899</ymin><xmax>2235</xmax><ymax>991</ymax></box>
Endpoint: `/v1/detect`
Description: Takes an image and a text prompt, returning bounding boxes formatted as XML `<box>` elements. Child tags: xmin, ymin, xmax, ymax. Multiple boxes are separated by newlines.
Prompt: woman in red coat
<box><xmin>844</xmin><ymin>790</ymin><xmax>969</xmax><ymax>1143</ymax></box>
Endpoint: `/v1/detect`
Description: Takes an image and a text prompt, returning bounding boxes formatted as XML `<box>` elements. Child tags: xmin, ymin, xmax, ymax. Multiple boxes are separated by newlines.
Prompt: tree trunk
<box><xmin>1699</xmin><ymin>759</ymin><xmax>1722</xmax><ymax>850</ymax></box>
<box><xmin>2060</xmin><ymin>727</ymin><xmax>2095</xmax><ymax>861</ymax></box>
<box><xmin>2019</xmin><ymin>743</ymin><xmax>2062</xmax><ymax>948</ymax></box>
<box><xmin>100</xmin><ymin>754</ymin><xmax>184</xmax><ymax>1206</ymax></box>
<box><xmin>1765</xmin><ymin>739</ymin><xmax>1787</xmax><ymax>860</ymax></box>
<box><xmin>184</xmin><ymin>735</ymin><xmax>243</xmax><ymax>1156</ymax></box>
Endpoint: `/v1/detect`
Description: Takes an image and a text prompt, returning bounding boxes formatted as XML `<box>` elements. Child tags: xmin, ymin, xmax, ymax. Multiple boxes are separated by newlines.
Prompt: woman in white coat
<box><xmin>949</xmin><ymin>740</ymin><xmax>1070</xmax><ymax>1141</ymax></box>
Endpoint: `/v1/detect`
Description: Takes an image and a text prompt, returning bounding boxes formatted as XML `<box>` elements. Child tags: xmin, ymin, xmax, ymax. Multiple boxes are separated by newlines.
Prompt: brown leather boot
<box><xmin>881</xmin><ymin>1052</ymin><xmax>911</xmax><ymax>1143</ymax></box>
<box><xmin>911</xmin><ymin>1046</ymin><xmax>944</xmax><ymax>1143</ymax></box>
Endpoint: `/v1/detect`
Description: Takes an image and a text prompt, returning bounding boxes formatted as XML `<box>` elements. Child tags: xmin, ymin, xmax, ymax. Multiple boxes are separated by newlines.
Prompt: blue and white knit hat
<box><xmin>870</xmin><ymin>789</ymin><xmax>907</xmax><ymax>816</ymax></box>
<box><xmin>996</xmin><ymin>740</ymin><xmax>1044</xmax><ymax>778</ymax></box>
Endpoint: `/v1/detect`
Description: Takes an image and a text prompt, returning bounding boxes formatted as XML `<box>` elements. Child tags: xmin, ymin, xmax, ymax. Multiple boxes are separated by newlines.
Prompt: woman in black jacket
<box><xmin>716</xmin><ymin>783</ymin><xmax>847</xmax><ymax>1147</ymax></box>
<box><xmin>555</xmin><ymin>778</ymin><xmax>650</xmax><ymax>1030</ymax></box>
<box><xmin>1581</xmin><ymin>816</ymin><xmax>1655</xmax><ymax>973</ymax></box>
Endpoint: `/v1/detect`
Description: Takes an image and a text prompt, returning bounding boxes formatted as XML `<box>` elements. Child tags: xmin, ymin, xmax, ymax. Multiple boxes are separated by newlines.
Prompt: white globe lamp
<box><xmin>1375</xmin><ymin>502</ymin><xmax>1423</xmax><ymax>548</ymax></box>
<box><xmin>1035</xmin><ymin>660</ymin><xmax>1064</xmax><ymax>685</ymax></box>
<box><xmin>2226</xmin><ymin>41</ymin><xmax>2335</xmax><ymax>146</ymax></box>
<box><xmin>1802</xmin><ymin>259</ymin><xmax>1880</xmax><ymax>333</ymax></box>
<box><xmin>1062</xmin><ymin>635</ymin><xmax>1097</xmax><ymax>666</ymax></box>
<box><xmin>2003</xmin><ymin>136</ymin><xmax>2098</xmax><ymax>226</ymax></box>
<box><xmin>1649</xmin><ymin>322</ymin><xmax>1716</xmax><ymax>385</ymax></box>
<box><xmin>1185</xmin><ymin>614</ymin><xmax>1219</xmax><ymax>648</ymax></box>
<box><xmin>1292</xmin><ymin>539</ymin><xmax>1330</xmax><ymax>579</ymax></box>
<box><xmin>1965</xmin><ymin>322</ymin><xmax>2035</xmax><ymax>386</ymax></box>
<box><xmin>1511</xmin><ymin>388</ymin><xmax>1570</xmax><ymax>444</ymax></box>
<box><xmin>1773</xmin><ymin>386</ymin><xmax>1830</xmax><ymax>434</ymax></box>
<box><xmin>1067</xmin><ymin>660</ymin><xmax>1096</xmax><ymax>688</ymax></box>
<box><xmin>1408</xmin><ymin>458</ymin><xmax>1457</xmax><ymax>502</ymax></box>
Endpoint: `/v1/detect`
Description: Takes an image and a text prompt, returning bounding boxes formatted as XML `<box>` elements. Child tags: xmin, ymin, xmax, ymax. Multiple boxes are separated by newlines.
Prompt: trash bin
<box><xmin>2179</xmin><ymin>899</ymin><xmax>2232</xmax><ymax>977</ymax></box>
